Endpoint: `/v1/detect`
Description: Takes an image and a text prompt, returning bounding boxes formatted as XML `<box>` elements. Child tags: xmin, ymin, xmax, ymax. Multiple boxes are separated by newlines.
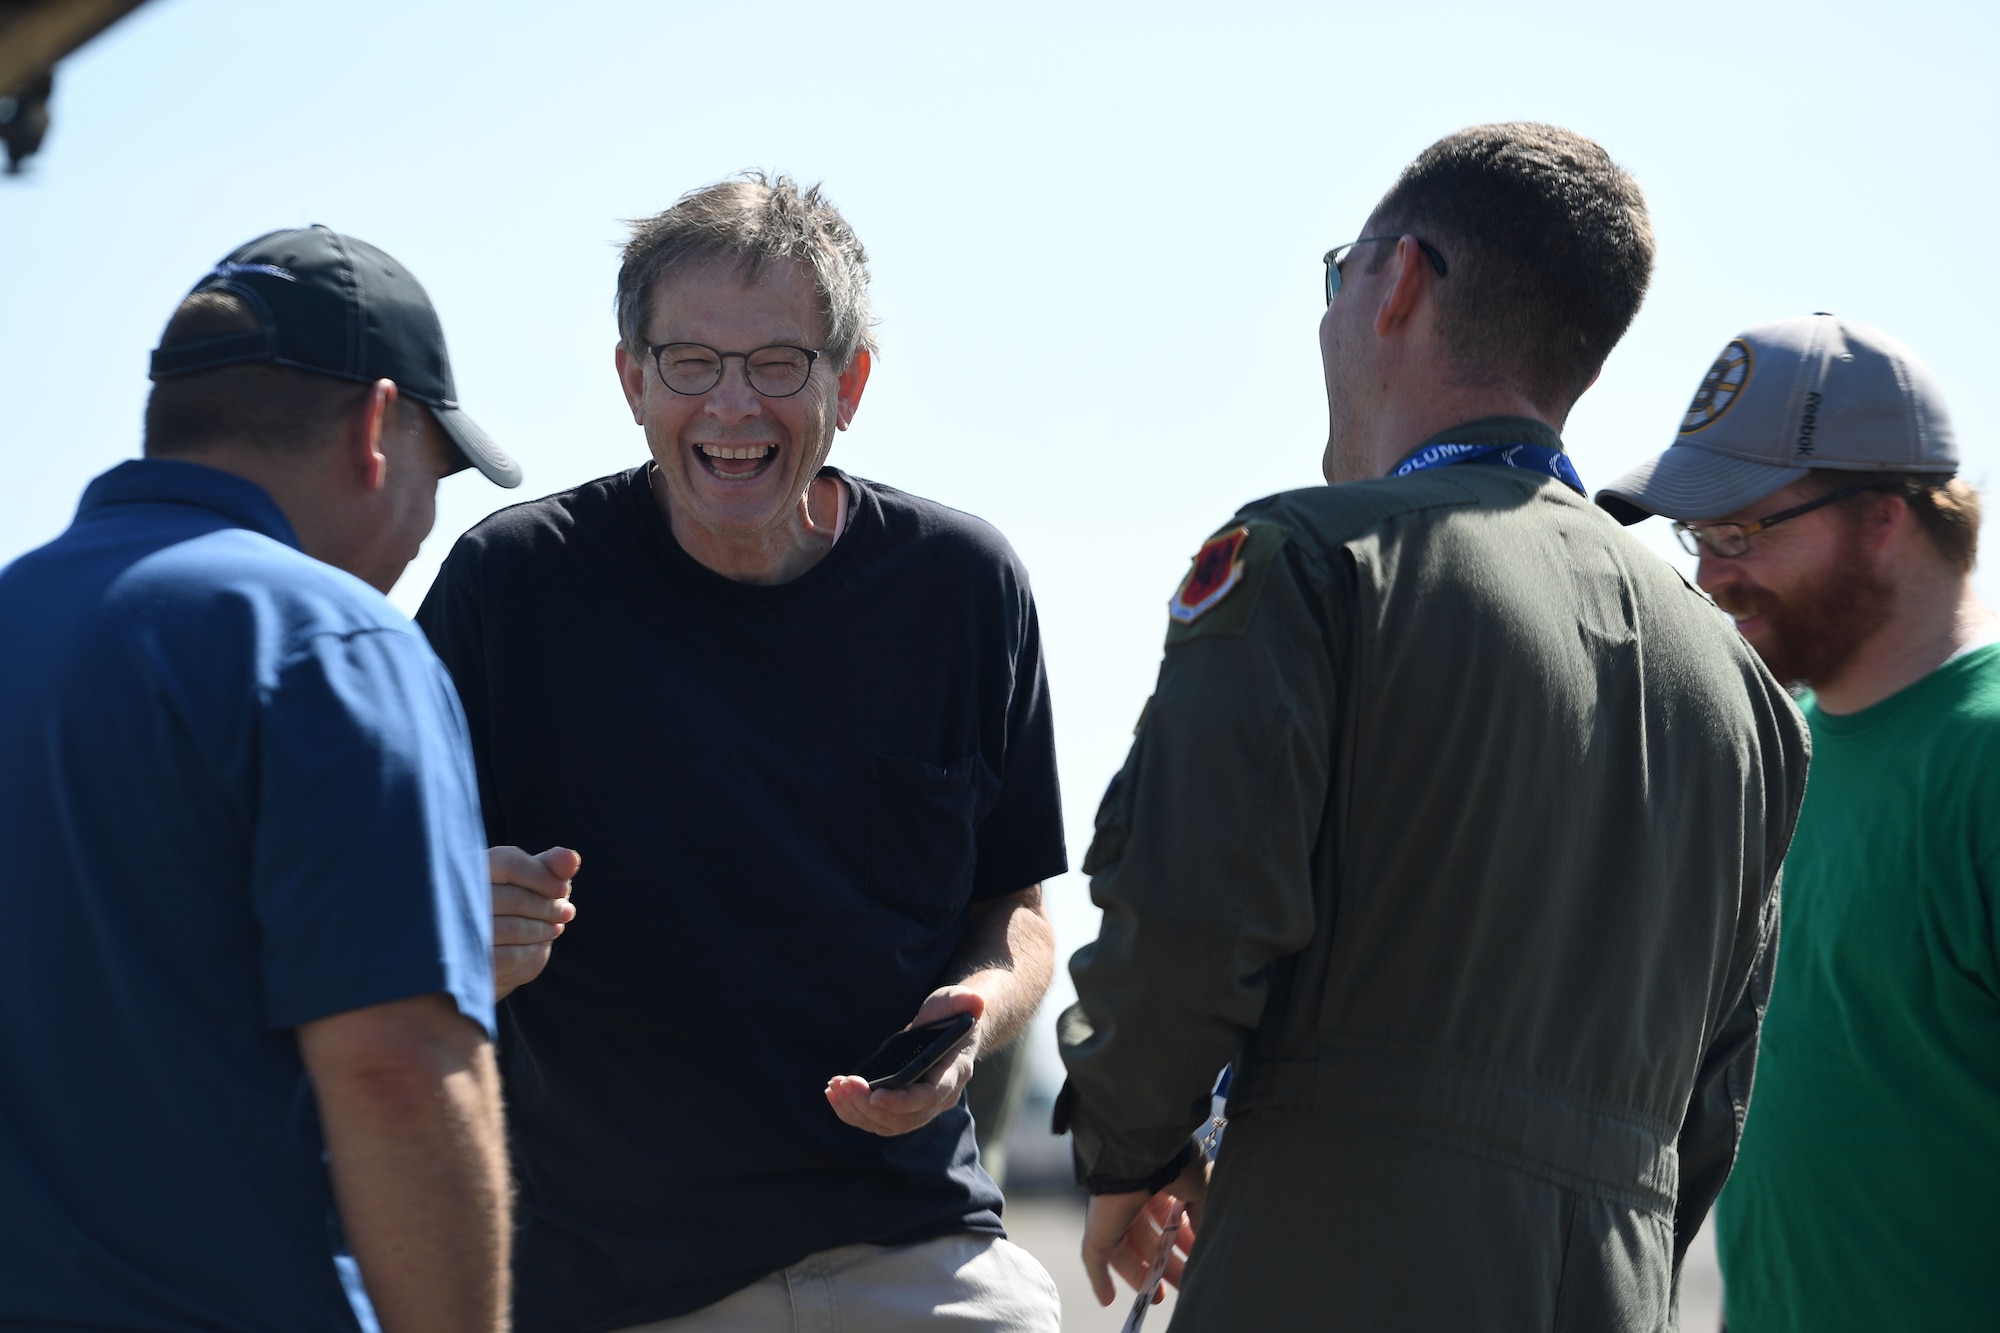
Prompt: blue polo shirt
<box><xmin>0</xmin><ymin>460</ymin><xmax>494</xmax><ymax>1331</ymax></box>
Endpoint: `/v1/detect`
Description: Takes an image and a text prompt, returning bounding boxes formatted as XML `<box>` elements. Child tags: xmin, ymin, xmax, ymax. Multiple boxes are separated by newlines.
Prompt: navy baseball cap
<box><xmin>149</xmin><ymin>225</ymin><xmax>521</xmax><ymax>488</ymax></box>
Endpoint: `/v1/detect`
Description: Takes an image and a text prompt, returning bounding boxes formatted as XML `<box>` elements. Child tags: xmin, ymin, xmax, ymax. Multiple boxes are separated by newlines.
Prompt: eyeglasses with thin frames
<box><xmin>1323</xmin><ymin>235</ymin><xmax>1449</xmax><ymax>304</ymax></box>
<box><xmin>647</xmin><ymin>342</ymin><xmax>823</xmax><ymax>398</ymax></box>
<box><xmin>1672</xmin><ymin>483</ymin><xmax>1887</xmax><ymax>558</ymax></box>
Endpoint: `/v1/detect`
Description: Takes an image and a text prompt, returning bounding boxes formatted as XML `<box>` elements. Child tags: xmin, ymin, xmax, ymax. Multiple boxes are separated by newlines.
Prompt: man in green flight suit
<box><xmin>1598</xmin><ymin>316</ymin><xmax>2000</xmax><ymax>1332</ymax></box>
<box><xmin>1055</xmin><ymin>123</ymin><xmax>1812</xmax><ymax>1330</ymax></box>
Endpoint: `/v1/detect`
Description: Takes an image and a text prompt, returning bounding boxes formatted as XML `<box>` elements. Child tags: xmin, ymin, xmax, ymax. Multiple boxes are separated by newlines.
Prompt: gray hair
<box><xmin>615</xmin><ymin>172</ymin><xmax>878</xmax><ymax>369</ymax></box>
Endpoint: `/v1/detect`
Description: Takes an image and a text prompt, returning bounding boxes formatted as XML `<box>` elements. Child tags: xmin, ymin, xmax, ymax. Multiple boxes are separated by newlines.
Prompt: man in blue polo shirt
<box><xmin>0</xmin><ymin>227</ymin><xmax>532</xmax><ymax>1332</ymax></box>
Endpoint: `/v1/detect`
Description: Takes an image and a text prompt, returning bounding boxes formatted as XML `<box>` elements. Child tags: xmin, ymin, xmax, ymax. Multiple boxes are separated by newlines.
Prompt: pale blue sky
<box><xmin>4</xmin><ymin>0</ymin><xmax>1995</xmax><ymax>1086</ymax></box>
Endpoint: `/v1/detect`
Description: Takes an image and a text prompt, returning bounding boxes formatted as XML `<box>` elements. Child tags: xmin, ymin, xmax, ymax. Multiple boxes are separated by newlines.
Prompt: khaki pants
<box><xmin>615</xmin><ymin>1234</ymin><xmax>1062</xmax><ymax>1333</ymax></box>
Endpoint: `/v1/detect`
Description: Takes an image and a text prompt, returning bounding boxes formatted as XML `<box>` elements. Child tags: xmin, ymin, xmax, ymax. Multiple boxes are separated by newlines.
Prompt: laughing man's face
<box><xmin>622</xmin><ymin>256</ymin><xmax>859</xmax><ymax>548</ymax></box>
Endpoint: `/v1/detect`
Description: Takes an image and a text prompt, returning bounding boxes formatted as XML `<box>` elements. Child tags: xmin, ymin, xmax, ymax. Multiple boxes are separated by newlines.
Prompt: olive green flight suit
<box><xmin>1057</xmin><ymin>421</ymin><xmax>1810</xmax><ymax>1331</ymax></box>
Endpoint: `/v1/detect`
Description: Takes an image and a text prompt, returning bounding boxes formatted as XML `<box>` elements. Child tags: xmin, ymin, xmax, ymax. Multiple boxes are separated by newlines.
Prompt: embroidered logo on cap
<box><xmin>206</xmin><ymin>261</ymin><xmax>296</xmax><ymax>283</ymax></box>
<box><xmin>1681</xmin><ymin>339</ymin><xmax>1754</xmax><ymax>434</ymax></box>
<box><xmin>1169</xmin><ymin>527</ymin><xmax>1249</xmax><ymax>624</ymax></box>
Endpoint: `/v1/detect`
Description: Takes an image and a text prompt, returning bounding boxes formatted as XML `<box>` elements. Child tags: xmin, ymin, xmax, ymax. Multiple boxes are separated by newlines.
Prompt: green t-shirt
<box><xmin>1717</xmin><ymin>645</ymin><xmax>2000</xmax><ymax>1331</ymax></box>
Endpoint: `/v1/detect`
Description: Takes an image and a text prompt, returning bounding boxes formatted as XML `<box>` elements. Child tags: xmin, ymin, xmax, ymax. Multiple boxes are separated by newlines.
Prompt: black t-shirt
<box><xmin>416</xmin><ymin>465</ymin><xmax>1067</xmax><ymax>1333</ymax></box>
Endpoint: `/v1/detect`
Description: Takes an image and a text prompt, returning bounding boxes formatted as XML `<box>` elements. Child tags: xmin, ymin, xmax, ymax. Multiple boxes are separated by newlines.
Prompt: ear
<box><xmin>1865</xmin><ymin>490</ymin><xmax>1914</xmax><ymax>559</ymax></box>
<box><xmin>1372</xmin><ymin>235</ymin><xmax>1436</xmax><ymax>339</ymax></box>
<box><xmin>344</xmin><ymin>380</ymin><xmax>396</xmax><ymax>492</ymax></box>
<box><xmin>615</xmin><ymin>343</ymin><xmax>648</xmax><ymax>425</ymax></box>
<box><xmin>834</xmin><ymin>348</ymin><xmax>873</xmax><ymax>431</ymax></box>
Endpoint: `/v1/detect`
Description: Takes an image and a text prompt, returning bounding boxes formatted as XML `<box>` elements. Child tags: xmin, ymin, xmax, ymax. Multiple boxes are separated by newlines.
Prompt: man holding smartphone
<box><xmin>422</xmin><ymin>174</ymin><xmax>1066</xmax><ymax>1331</ymax></box>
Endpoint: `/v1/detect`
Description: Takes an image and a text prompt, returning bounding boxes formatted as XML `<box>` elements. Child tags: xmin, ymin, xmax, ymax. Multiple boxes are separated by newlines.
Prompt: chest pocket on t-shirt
<box><xmin>866</xmin><ymin>755</ymin><xmax>994</xmax><ymax>925</ymax></box>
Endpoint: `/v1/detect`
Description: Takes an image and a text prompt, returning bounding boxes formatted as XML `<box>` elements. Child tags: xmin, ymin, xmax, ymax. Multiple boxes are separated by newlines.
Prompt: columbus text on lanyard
<box><xmin>1391</xmin><ymin>441</ymin><xmax>1586</xmax><ymax>497</ymax></box>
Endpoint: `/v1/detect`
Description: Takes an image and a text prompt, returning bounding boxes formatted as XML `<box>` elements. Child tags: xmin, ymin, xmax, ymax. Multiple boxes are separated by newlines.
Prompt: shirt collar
<box><xmin>1395</xmin><ymin>415</ymin><xmax>1567</xmax><ymax>470</ymax></box>
<box><xmin>78</xmin><ymin>459</ymin><xmax>303</xmax><ymax>551</ymax></box>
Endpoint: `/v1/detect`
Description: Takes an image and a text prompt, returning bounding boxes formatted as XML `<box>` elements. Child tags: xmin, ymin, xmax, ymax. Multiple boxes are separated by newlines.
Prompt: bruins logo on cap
<box><xmin>1681</xmin><ymin>339</ymin><xmax>1754</xmax><ymax>434</ymax></box>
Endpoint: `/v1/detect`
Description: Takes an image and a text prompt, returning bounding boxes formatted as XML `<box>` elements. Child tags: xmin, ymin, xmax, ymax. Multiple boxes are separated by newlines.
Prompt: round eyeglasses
<box><xmin>1672</xmin><ymin>483</ymin><xmax>1887</xmax><ymax>558</ymax></box>
<box><xmin>1323</xmin><ymin>236</ymin><xmax>1449</xmax><ymax>304</ymax></box>
<box><xmin>648</xmin><ymin>342</ymin><xmax>823</xmax><ymax>398</ymax></box>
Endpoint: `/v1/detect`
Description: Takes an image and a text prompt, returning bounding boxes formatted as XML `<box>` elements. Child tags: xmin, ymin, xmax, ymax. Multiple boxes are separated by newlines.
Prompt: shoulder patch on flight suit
<box><xmin>1168</xmin><ymin>527</ymin><xmax>1250</xmax><ymax>624</ymax></box>
<box><xmin>1164</xmin><ymin>521</ymin><xmax>1292</xmax><ymax>644</ymax></box>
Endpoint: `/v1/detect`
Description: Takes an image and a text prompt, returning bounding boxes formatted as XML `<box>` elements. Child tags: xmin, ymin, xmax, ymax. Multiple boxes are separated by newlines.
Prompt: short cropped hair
<box><xmin>143</xmin><ymin>290</ymin><xmax>369</xmax><ymax>456</ymax></box>
<box><xmin>1808</xmin><ymin>469</ymin><xmax>1982</xmax><ymax>573</ymax></box>
<box><xmin>615</xmin><ymin>172</ymin><xmax>877</xmax><ymax>370</ymax></box>
<box><xmin>1369</xmin><ymin>123</ymin><xmax>1655</xmax><ymax>413</ymax></box>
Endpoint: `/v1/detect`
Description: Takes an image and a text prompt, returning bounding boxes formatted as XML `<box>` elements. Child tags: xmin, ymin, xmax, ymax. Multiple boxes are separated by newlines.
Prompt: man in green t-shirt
<box><xmin>1599</xmin><ymin>315</ymin><xmax>2000</xmax><ymax>1332</ymax></box>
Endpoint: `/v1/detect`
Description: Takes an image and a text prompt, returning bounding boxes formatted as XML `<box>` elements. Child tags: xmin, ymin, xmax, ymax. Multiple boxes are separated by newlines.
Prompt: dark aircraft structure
<box><xmin>1</xmin><ymin>0</ymin><xmax>152</xmax><ymax>172</ymax></box>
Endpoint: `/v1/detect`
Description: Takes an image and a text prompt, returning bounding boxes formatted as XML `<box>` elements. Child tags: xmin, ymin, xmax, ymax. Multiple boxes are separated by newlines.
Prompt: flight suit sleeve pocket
<box><xmin>866</xmin><ymin>755</ymin><xmax>988</xmax><ymax>925</ymax></box>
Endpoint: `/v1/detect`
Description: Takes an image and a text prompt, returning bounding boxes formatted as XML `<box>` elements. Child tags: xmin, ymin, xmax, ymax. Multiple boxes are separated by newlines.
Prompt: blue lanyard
<box><xmin>1392</xmin><ymin>441</ymin><xmax>1585</xmax><ymax>497</ymax></box>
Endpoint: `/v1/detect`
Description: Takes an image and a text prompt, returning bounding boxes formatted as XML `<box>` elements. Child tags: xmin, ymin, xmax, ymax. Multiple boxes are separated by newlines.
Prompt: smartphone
<box><xmin>851</xmin><ymin>1012</ymin><xmax>977</xmax><ymax>1090</ymax></box>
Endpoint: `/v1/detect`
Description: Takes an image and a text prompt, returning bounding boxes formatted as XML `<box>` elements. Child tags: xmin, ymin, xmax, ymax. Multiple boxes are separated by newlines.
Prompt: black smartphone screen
<box><xmin>852</xmin><ymin>1012</ymin><xmax>976</xmax><ymax>1089</ymax></box>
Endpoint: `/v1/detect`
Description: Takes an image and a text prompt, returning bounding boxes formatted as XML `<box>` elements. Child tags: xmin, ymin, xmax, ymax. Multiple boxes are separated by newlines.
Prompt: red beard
<box><xmin>1713</xmin><ymin>540</ymin><xmax>1895</xmax><ymax>690</ymax></box>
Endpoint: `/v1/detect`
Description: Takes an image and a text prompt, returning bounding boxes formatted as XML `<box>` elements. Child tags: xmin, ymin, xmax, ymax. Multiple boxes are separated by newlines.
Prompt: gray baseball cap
<box><xmin>1596</xmin><ymin>314</ymin><xmax>1955</xmax><ymax>524</ymax></box>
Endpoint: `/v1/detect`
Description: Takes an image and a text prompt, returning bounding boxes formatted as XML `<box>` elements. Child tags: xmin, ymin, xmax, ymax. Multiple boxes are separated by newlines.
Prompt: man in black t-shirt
<box><xmin>418</xmin><ymin>174</ymin><xmax>1066</xmax><ymax>1333</ymax></box>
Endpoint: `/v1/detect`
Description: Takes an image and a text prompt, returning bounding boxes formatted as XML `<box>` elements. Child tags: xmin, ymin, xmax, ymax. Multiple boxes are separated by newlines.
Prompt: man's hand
<box><xmin>824</xmin><ymin>986</ymin><xmax>984</xmax><ymax>1137</ymax></box>
<box><xmin>823</xmin><ymin>884</ymin><xmax>1051</xmax><ymax>1137</ymax></box>
<box><xmin>1081</xmin><ymin>1156</ymin><xmax>1210</xmax><ymax>1307</ymax></box>
<box><xmin>490</xmin><ymin>846</ymin><xmax>578</xmax><ymax>1000</ymax></box>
